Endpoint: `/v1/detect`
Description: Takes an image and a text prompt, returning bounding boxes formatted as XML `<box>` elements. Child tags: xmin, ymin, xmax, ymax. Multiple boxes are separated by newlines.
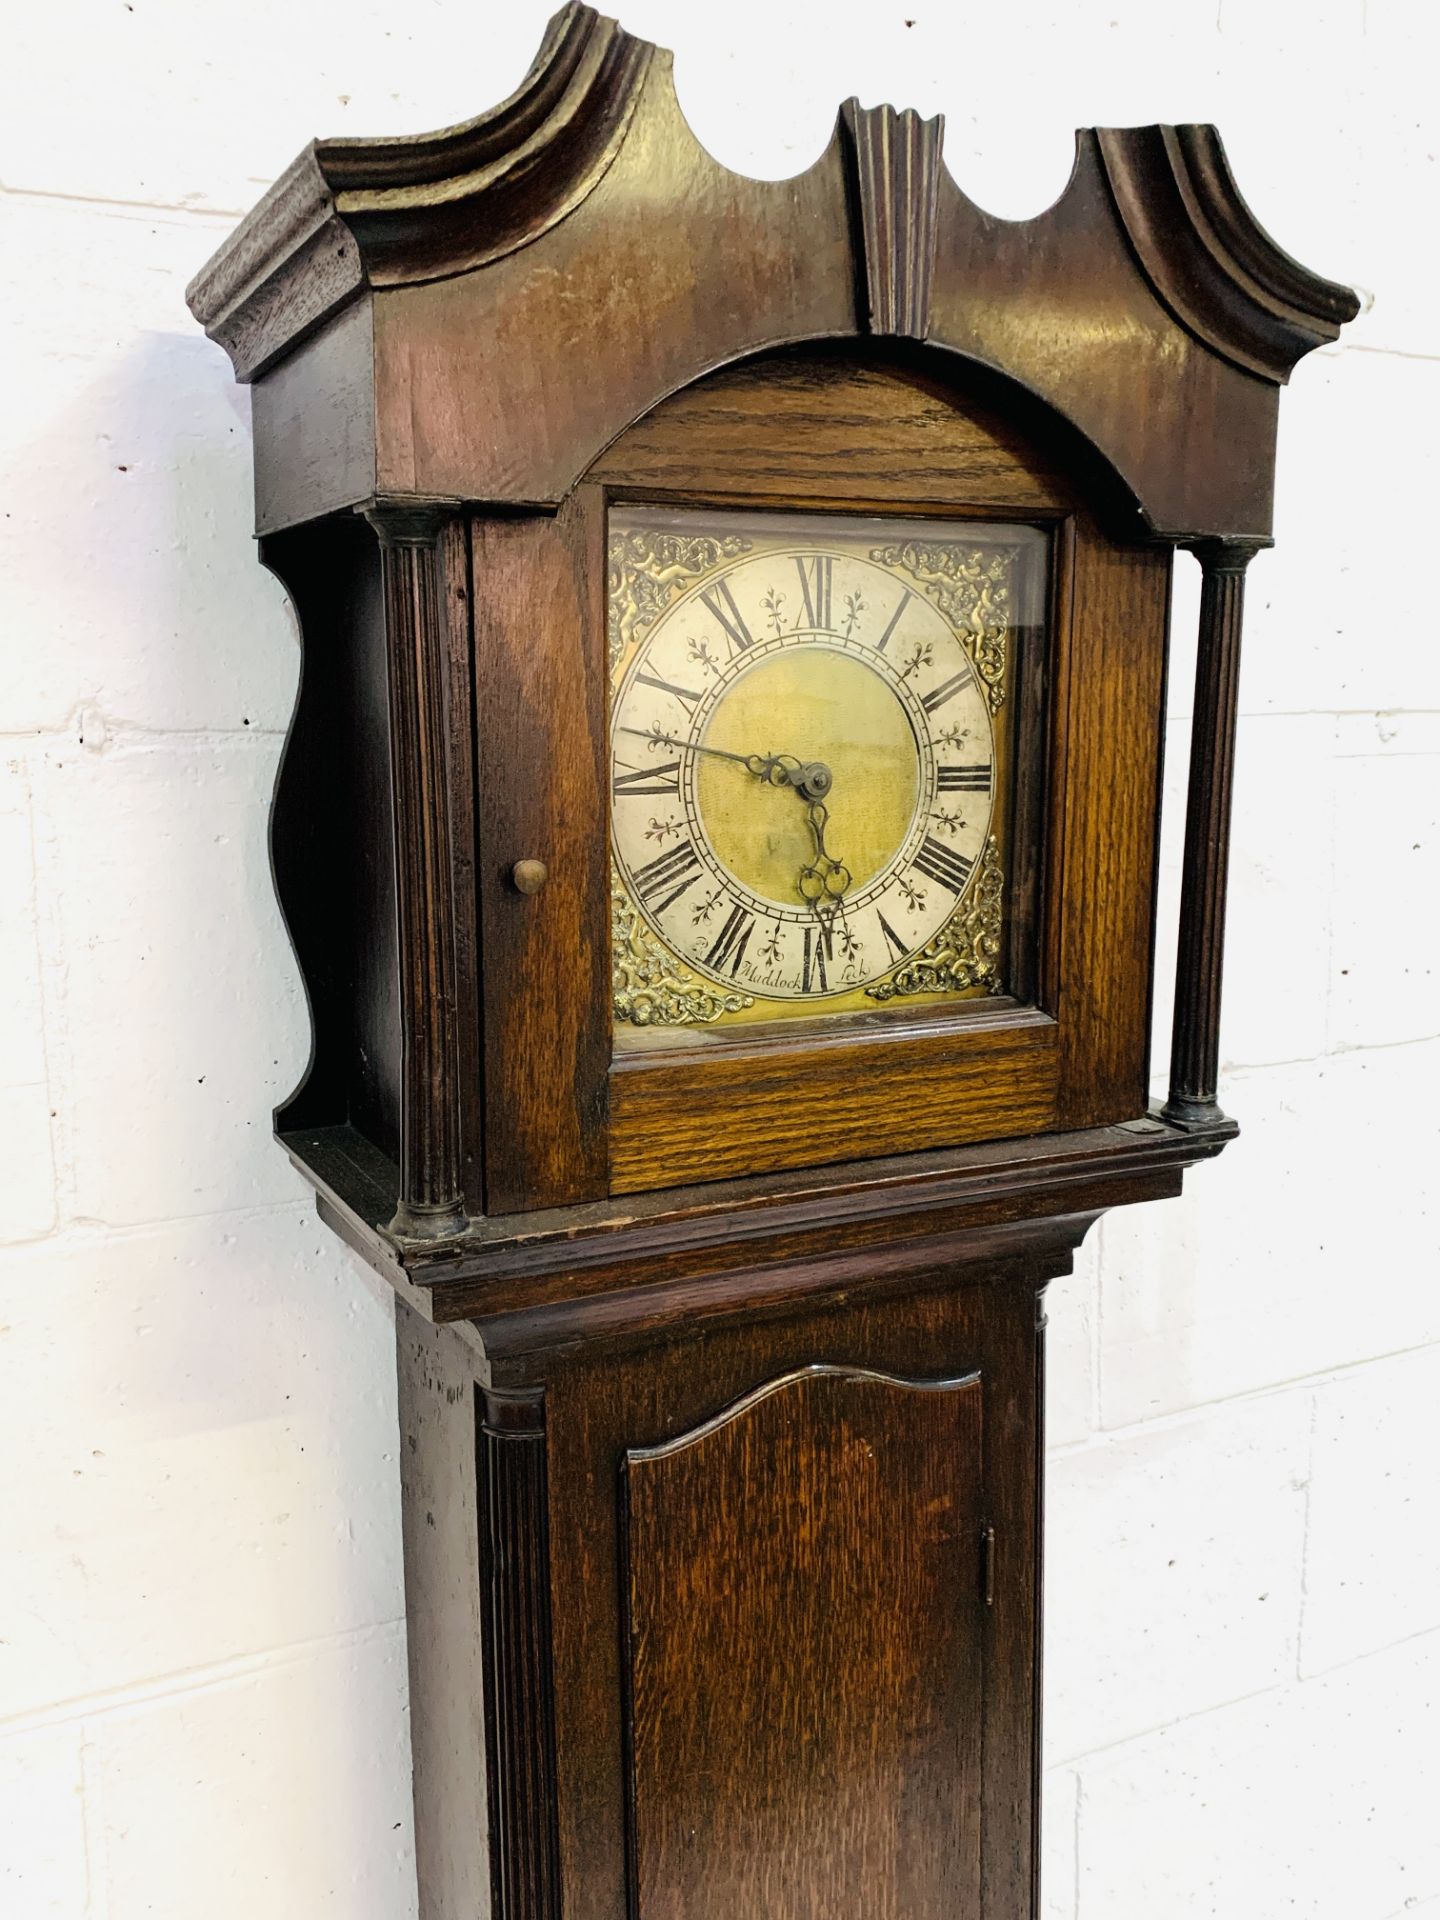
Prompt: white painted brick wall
<box><xmin>2</xmin><ymin>4</ymin><xmax>1435</xmax><ymax>1915</ymax></box>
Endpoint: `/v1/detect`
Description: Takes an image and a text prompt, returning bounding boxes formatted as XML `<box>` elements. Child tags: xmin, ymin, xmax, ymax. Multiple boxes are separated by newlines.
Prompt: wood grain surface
<box><xmin>193</xmin><ymin>7</ymin><xmax>1358</xmax><ymax>540</ymax></box>
<box><xmin>609</xmin><ymin>1012</ymin><xmax>1060</xmax><ymax>1193</ymax></box>
<box><xmin>587</xmin><ymin>349</ymin><xmax>1080</xmax><ymax>515</ymax></box>
<box><xmin>622</xmin><ymin>1366</ymin><xmax>985</xmax><ymax>1920</ymax></box>
<box><xmin>1050</xmin><ymin>526</ymin><xmax>1173</xmax><ymax>1127</ymax></box>
<box><xmin>532</xmin><ymin>1263</ymin><xmax>1038</xmax><ymax>1920</ymax></box>
<box><xmin>473</xmin><ymin>497</ymin><xmax>610</xmax><ymax>1211</ymax></box>
<box><xmin>479</xmin><ymin>1385</ymin><xmax>563</xmax><ymax>1920</ymax></box>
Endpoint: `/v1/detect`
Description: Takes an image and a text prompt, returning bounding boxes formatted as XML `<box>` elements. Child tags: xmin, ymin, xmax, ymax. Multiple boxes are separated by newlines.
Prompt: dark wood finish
<box><xmin>554</xmin><ymin>354</ymin><xmax>1163</xmax><ymax>1198</ymax></box>
<box><xmin>251</xmin><ymin>300</ymin><xmax>377</xmax><ymax>536</ymax></box>
<box><xmin>532</xmin><ymin>1237</ymin><xmax>1060</xmax><ymax>1920</ymax></box>
<box><xmin>587</xmin><ymin>350</ymin><xmax>1078</xmax><ymax>511</ymax></box>
<box><xmin>258</xmin><ymin>350</ymin><xmax>1177</xmax><ymax>1217</ymax></box>
<box><xmin>1024</xmin><ymin>1287</ymin><xmax>1050</xmax><ymax>1920</ymax></box>
<box><xmin>622</xmin><ymin>1366</ymin><xmax>984</xmax><ymax>1920</ymax></box>
<box><xmin>1005</xmin><ymin>532</ymin><xmax>1057</xmax><ymax>1014</ymax></box>
<box><xmin>186</xmin><ymin>14</ymin><xmax>1356</xmax><ymax>1920</ymax></box>
<box><xmin>384</xmin><ymin>1200</ymin><xmax>1109</xmax><ymax>1920</ymax></box>
<box><xmin>186</xmin><ymin>4</ymin><xmax>648</xmax><ymax>381</ymax></box>
<box><xmin>441</xmin><ymin>519</ymin><xmax>486</xmax><ymax>1216</ymax></box>
<box><xmin>285</xmin><ymin>1109</ymin><xmax>1228</xmax><ymax>1300</ymax></box>
<box><xmin>479</xmin><ymin>1384</ymin><xmax>563</xmax><ymax>1920</ymax></box>
<box><xmin>1163</xmin><ymin>539</ymin><xmax>1265</xmax><ymax>1128</ymax></box>
<box><xmin>519</xmin><ymin>353</ymin><xmax>1054</xmax><ymax>1203</ymax></box>
<box><xmin>366</xmin><ymin>503</ymin><xmax>468</xmax><ymax>1239</ymax></box>
<box><xmin>472</xmin><ymin>497</ymin><xmax>610</xmax><ymax>1213</ymax></box>
<box><xmin>263</xmin><ymin>515</ymin><xmax>401</xmax><ymax>1155</ymax></box>
<box><xmin>189</xmin><ymin>7</ymin><xmax>1357</xmax><ymax>541</ymax></box>
<box><xmin>1052</xmin><ymin>531</ymin><xmax>1172</xmax><ymax>1125</ymax></box>
<box><xmin>1096</xmin><ymin>126</ymin><xmax>1361</xmax><ymax>385</ymax></box>
<box><xmin>840</xmin><ymin>101</ymin><xmax>945</xmax><ymax>339</ymax></box>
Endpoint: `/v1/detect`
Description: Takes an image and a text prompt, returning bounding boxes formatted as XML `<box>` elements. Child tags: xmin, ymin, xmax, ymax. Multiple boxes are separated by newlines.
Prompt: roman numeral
<box><xmin>612</xmin><ymin>760</ymin><xmax>681</xmax><ymax>797</ymax></box>
<box><xmin>635</xmin><ymin>671</ymin><xmax>702</xmax><ymax>711</ymax></box>
<box><xmin>875</xmin><ymin>588</ymin><xmax>912</xmax><ymax>653</ymax></box>
<box><xmin>937</xmin><ymin>761</ymin><xmax>991</xmax><ymax>792</ymax></box>
<box><xmin>913</xmin><ymin>835</ymin><xmax>976</xmax><ymax>895</ymax></box>
<box><xmin>921</xmin><ymin>663</ymin><xmax>977</xmax><ymax>713</ymax></box>
<box><xmin>632</xmin><ymin>839</ymin><xmax>702</xmax><ymax>914</ymax></box>
<box><xmin>703</xmin><ymin>903</ymin><xmax>755</xmax><ymax>976</ymax></box>
<box><xmin>877</xmin><ymin>911</ymin><xmax>910</xmax><ymax>964</ymax></box>
<box><xmin>699</xmin><ymin>578</ymin><xmax>754</xmax><ymax>654</ymax></box>
<box><xmin>794</xmin><ymin>554</ymin><xmax>833</xmax><ymax>631</ymax></box>
<box><xmin>801</xmin><ymin>920</ymin><xmax>832</xmax><ymax>993</ymax></box>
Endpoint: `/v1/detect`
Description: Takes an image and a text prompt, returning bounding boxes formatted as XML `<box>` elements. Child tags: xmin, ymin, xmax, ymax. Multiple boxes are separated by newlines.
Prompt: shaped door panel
<box><xmin>621</xmin><ymin>1364</ymin><xmax>985</xmax><ymax>1920</ymax></box>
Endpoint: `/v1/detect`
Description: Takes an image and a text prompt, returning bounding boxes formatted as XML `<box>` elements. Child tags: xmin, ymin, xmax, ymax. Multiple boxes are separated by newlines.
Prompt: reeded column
<box><xmin>479</xmin><ymin>1387</ymin><xmax>562</xmax><ymax>1920</ymax></box>
<box><xmin>1162</xmin><ymin>539</ymin><xmax>1266</xmax><ymax>1129</ymax></box>
<box><xmin>366</xmin><ymin>502</ymin><xmax>468</xmax><ymax>1240</ymax></box>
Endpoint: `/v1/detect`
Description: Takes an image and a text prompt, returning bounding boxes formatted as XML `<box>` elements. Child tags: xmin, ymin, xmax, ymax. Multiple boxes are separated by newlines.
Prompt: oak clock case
<box><xmin>186</xmin><ymin>8</ymin><xmax>1358</xmax><ymax>1920</ymax></box>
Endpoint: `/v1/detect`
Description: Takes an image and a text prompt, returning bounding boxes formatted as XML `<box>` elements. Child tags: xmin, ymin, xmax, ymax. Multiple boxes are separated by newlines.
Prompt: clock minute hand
<box><xmin>620</xmin><ymin>728</ymin><xmax>832</xmax><ymax>801</ymax></box>
<box><xmin>618</xmin><ymin>728</ymin><xmax>767</xmax><ymax>775</ymax></box>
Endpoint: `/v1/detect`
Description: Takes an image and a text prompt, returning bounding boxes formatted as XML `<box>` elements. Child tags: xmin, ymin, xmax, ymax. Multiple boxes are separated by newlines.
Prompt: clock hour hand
<box><xmin>619</xmin><ymin>727</ymin><xmax>832</xmax><ymax>802</ymax></box>
<box><xmin>798</xmin><ymin>798</ymin><xmax>852</xmax><ymax>911</ymax></box>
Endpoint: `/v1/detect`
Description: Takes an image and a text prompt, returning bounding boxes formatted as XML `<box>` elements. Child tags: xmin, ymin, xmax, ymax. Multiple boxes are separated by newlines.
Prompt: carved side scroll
<box><xmin>841</xmin><ymin>99</ymin><xmax>945</xmax><ymax>338</ymax></box>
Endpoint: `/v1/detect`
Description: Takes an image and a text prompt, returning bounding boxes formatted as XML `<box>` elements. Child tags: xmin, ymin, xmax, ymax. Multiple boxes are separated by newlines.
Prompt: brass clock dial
<box><xmin>609</xmin><ymin>509</ymin><xmax>1040</xmax><ymax>1038</ymax></box>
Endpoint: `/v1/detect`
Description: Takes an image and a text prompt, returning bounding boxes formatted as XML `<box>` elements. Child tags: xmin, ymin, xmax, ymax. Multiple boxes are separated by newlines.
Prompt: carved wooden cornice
<box><xmin>190</xmin><ymin>2</ymin><xmax>1359</xmax><ymax>539</ymax></box>
<box><xmin>186</xmin><ymin>3</ymin><xmax>649</xmax><ymax>379</ymax></box>
<box><xmin>1096</xmin><ymin>124</ymin><xmax>1359</xmax><ymax>382</ymax></box>
<box><xmin>840</xmin><ymin>100</ymin><xmax>946</xmax><ymax>339</ymax></box>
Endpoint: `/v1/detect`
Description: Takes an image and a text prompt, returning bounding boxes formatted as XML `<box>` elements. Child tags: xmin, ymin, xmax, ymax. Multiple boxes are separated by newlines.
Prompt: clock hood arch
<box><xmin>586</xmin><ymin>336</ymin><xmax>1150</xmax><ymax>543</ymax></box>
<box><xmin>189</xmin><ymin>3</ymin><xmax>1357</xmax><ymax>543</ymax></box>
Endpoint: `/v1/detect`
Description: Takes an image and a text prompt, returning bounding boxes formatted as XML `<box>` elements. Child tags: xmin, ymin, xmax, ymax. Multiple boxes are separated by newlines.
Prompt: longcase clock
<box><xmin>188</xmin><ymin>8</ymin><xmax>1358</xmax><ymax>1916</ymax></box>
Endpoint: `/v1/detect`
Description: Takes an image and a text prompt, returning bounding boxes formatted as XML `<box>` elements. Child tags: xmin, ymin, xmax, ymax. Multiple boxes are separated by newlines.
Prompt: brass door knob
<box><xmin>511</xmin><ymin>858</ymin><xmax>549</xmax><ymax>896</ymax></box>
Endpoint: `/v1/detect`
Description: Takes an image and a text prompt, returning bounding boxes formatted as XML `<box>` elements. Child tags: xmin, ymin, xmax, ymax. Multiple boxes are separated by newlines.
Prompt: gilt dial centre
<box><xmin>695</xmin><ymin>646</ymin><xmax>920</xmax><ymax>911</ymax></box>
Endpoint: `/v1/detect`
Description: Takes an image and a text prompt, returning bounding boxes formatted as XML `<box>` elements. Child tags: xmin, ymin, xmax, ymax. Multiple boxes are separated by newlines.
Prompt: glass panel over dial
<box><xmin>609</xmin><ymin>507</ymin><xmax>1046</xmax><ymax>1049</ymax></box>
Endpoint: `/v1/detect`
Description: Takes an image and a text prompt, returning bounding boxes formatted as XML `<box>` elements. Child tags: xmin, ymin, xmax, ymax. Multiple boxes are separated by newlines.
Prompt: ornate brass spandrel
<box><xmin>867</xmin><ymin>541</ymin><xmax>1013</xmax><ymax>713</ymax></box>
<box><xmin>608</xmin><ymin>528</ymin><xmax>754</xmax><ymax>672</ymax></box>
<box><xmin>608</xmin><ymin>509</ymin><xmax>1028</xmax><ymax>1035</ymax></box>
<box><xmin>612</xmin><ymin>877</ymin><xmax>755</xmax><ymax>1027</ymax></box>
<box><xmin>866</xmin><ymin>836</ymin><xmax>1006</xmax><ymax>1001</ymax></box>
